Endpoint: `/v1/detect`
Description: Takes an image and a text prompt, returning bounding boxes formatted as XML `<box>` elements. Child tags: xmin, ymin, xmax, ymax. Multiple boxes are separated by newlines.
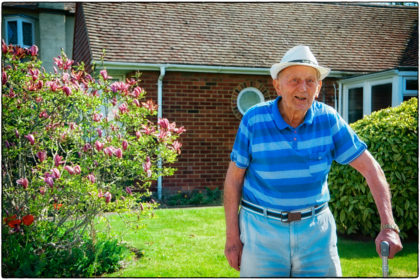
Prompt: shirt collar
<box><xmin>272</xmin><ymin>96</ymin><xmax>315</xmax><ymax>130</ymax></box>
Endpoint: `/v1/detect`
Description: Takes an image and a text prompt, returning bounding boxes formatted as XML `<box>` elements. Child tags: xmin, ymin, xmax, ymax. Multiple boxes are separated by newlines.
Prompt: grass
<box><xmin>100</xmin><ymin>206</ymin><xmax>418</xmax><ymax>278</ymax></box>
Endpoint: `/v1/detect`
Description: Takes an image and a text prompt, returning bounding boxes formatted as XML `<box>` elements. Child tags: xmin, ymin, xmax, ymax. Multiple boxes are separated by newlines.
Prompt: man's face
<box><xmin>272</xmin><ymin>65</ymin><xmax>322</xmax><ymax>114</ymax></box>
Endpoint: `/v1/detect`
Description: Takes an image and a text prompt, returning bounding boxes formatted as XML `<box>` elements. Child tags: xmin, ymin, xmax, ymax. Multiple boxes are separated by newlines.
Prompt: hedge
<box><xmin>329</xmin><ymin>98</ymin><xmax>418</xmax><ymax>239</ymax></box>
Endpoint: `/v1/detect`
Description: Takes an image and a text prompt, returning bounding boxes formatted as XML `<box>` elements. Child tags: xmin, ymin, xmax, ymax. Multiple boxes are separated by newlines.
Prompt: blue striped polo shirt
<box><xmin>231</xmin><ymin>96</ymin><xmax>367</xmax><ymax>211</ymax></box>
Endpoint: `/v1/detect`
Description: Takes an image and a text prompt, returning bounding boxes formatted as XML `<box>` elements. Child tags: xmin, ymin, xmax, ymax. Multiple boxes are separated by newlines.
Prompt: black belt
<box><xmin>241</xmin><ymin>200</ymin><xmax>327</xmax><ymax>223</ymax></box>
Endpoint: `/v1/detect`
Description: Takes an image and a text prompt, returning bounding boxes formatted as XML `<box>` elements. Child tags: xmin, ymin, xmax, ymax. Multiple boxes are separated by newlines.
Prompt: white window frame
<box><xmin>237</xmin><ymin>87</ymin><xmax>264</xmax><ymax>115</ymax></box>
<box><xmin>4</xmin><ymin>16</ymin><xmax>36</xmax><ymax>48</ymax></box>
<box><xmin>340</xmin><ymin>69</ymin><xmax>418</xmax><ymax>123</ymax></box>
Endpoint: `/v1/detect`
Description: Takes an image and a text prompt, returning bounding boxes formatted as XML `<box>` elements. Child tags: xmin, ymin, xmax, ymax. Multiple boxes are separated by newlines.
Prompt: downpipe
<box><xmin>157</xmin><ymin>66</ymin><xmax>165</xmax><ymax>200</ymax></box>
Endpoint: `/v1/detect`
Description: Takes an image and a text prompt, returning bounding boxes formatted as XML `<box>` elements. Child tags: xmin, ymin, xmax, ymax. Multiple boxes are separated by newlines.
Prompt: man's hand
<box><xmin>350</xmin><ymin>151</ymin><xmax>403</xmax><ymax>259</ymax></box>
<box><xmin>223</xmin><ymin>161</ymin><xmax>246</xmax><ymax>271</ymax></box>
<box><xmin>225</xmin><ymin>235</ymin><xmax>243</xmax><ymax>271</ymax></box>
<box><xmin>375</xmin><ymin>229</ymin><xmax>403</xmax><ymax>258</ymax></box>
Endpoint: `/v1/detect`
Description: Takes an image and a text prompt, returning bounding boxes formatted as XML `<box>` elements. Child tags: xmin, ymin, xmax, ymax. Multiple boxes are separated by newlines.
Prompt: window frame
<box><xmin>237</xmin><ymin>87</ymin><xmax>265</xmax><ymax>115</ymax></box>
<box><xmin>4</xmin><ymin>16</ymin><xmax>36</xmax><ymax>48</ymax></box>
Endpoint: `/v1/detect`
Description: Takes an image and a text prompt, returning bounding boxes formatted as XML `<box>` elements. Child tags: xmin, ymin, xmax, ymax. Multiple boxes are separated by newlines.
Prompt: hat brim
<box><xmin>270</xmin><ymin>62</ymin><xmax>331</xmax><ymax>80</ymax></box>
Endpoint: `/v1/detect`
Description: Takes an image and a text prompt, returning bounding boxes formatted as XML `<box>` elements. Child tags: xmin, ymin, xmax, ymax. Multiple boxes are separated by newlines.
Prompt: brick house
<box><xmin>72</xmin><ymin>2</ymin><xmax>418</xmax><ymax>198</ymax></box>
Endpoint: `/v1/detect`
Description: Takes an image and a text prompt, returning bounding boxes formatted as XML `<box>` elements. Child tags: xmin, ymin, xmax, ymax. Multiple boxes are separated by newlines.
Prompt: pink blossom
<box><xmin>83</xmin><ymin>143</ymin><xmax>92</xmax><ymax>153</ymax></box>
<box><xmin>8</xmin><ymin>88</ymin><xmax>16</xmax><ymax>98</ymax></box>
<box><xmin>175</xmin><ymin>126</ymin><xmax>186</xmax><ymax>134</ymax></box>
<box><xmin>136</xmin><ymin>131</ymin><xmax>142</xmax><ymax>139</ymax></box>
<box><xmin>143</xmin><ymin>156</ymin><xmax>152</xmax><ymax>177</ymax></box>
<box><xmin>133</xmin><ymin>99</ymin><xmax>140</xmax><ymax>107</ymax></box>
<box><xmin>104</xmin><ymin>191</ymin><xmax>112</xmax><ymax>203</ymax></box>
<box><xmin>2</xmin><ymin>71</ymin><xmax>7</xmax><ymax>85</ymax></box>
<box><xmin>16</xmin><ymin>178</ymin><xmax>29</xmax><ymax>189</ymax></box>
<box><xmin>118</xmin><ymin>103</ymin><xmax>128</xmax><ymax>114</ymax></box>
<box><xmin>36</xmin><ymin>80</ymin><xmax>43</xmax><ymax>90</ymax></box>
<box><xmin>28</xmin><ymin>68</ymin><xmax>40</xmax><ymax>81</ymax></box>
<box><xmin>73</xmin><ymin>165</ymin><xmax>81</xmax><ymax>174</ymax></box>
<box><xmin>126</xmin><ymin>187</ymin><xmax>132</xmax><ymax>195</ymax></box>
<box><xmin>142</xmin><ymin>100</ymin><xmax>157</xmax><ymax>112</ymax></box>
<box><xmin>110</xmin><ymin>81</ymin><xmax>130</xmax><ymax>94</ymax></box>
<box><xmin>131</xmin><ymin>87</ymin><xmax>143</xmax><ymax>98</ymax></box>
<box><xmin>54</xmin><ymin>56</ymin><xmax>73</xmax><ymax>70</ymax></box>
<box><xmin>100</xmin><ymin>69</ymin><xmax>112</xmax><ymax>80</ymax></box>
<box><xmin>64</xmin><ymin>165</ymin><xmax>75</xmax><ymax>175</ymax></box>
<box><xmin>103</xmin><ymin>146</ymin><xmax>114</xmax><ymax>157</ymax></box>
<box><xmin>122</xmin><ymin>140</ymin><xmax>128</xmax><ymax>151</ymax></box>
<box><xmin>39</xmin><ymin>110</ymin><xmax>49</xmax><ymax>119</ymax></box>
<box><xmin>114</xmin><ymin>148</ymin><xmax>123</xmax><ymax>158</ymax></box>
<box><xmin>93</xmin><ymin>113</ymin><xmax>102</xmax><ymax>122</ymax></box>
<box><xmin>54</xmin><ymin>154</ymin><xmax>64</xmax><ymax>167</ymax></box>
<box><xmin>158</xmin><ymin>118</ymin><xmax>170</xmax><ymax>130</ymax></box>
<box><xmin>158</xmin><ymin>130</ymin><xmax>168</xmax><ymax>142</ymax></box>
<box><xmin>2</xmin><ymin>39</ymin><xmax>8</xmax><ymax>54</ymax></box>
<box><xmin>111</xmin><ymin>97</ymin><xmax>117</xmax><ymax>106</ymax></box>
<box><xmin>51</xmin><ymin>168</ymin><xmax>60</xmax><ymax>179</ymax></box>
<box><xmin>141</xmin><ymin>125</ymin><xmax>156</xmax><ymax>135</ymax></box>
<box><xmin>62</xmin><ymin>86</ymin><xmax>72</xmax><ymax>96</ymax></box>
<box><xmin>36</xmin><ymin>151</ymin><xmax>47</xmax><ymax>163</ymax></box>
<box><xmin>29</xmin><ymin>45</ymin><xmax>38</xmax><ymax>56</ymax></box>
<box><xmin>25</xmin><ymin>134</ymin><xmax>35</xmax><ymax>145</ymax></box>
<box><xmin>43</xmin><ymin>174</ymin><xmax>54</xmax><ymax>187</ymax></box>
<box><xmin>87</xmin><ymin>174</ymin><xmax>95</xmax><ymax>184</ymax></box>
<box><xmin>172</xmin><ymin>140</ymin><xmax>182</xmax><ymax>154</ymax></box>
<box><xmin>111</xmin><ymin>124</ymin><xmax>119</xmax><ymax>132</ymax></box>
<box><xmin>97</xmin><ymin>128</ymin><xmax>103</xmax><ymax>137</ymax></box>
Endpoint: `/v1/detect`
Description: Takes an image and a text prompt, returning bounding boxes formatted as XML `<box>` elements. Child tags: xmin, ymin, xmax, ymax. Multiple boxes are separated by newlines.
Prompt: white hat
<box><xmin>270</xmin><ymin>45</ymin><xmax>330</xmax><ymax>80</ymax></box>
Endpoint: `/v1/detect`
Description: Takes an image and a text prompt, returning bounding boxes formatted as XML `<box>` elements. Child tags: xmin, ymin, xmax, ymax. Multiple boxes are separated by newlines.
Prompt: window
<box><xmin>5</xmin><ymin>16</ymin><xmax>35</xmax><ymax>48</ymax></box>
<box><xmin>371</xmin><ymin>83</ymin><xmax>392</xmax><ymax>112</ymax></box>
<box><xmin>237</xmin><ymin>87</ymin><xmax>264</xmax><ymax>115</ymax></box>
<box><xmin>348</xmin><ymin>87</ymin><xmax>363</xmax><ymax>123</ymax></box>
<box><xmin>403</xmin><ymin>78</ymin><xmax>418</xmax><ymax>102</ymax></box>
<box><xmin>340</xmin><ymin>69</ymin><xmax>418</xmax><ymax>123</ymax></box>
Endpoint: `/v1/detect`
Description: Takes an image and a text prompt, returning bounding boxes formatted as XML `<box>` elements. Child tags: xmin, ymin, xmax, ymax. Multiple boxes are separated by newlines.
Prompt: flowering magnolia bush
<box><xmin>2</xmin><ymin>41</ymin><xmax>184</xmax><ymax>275</ymax></box>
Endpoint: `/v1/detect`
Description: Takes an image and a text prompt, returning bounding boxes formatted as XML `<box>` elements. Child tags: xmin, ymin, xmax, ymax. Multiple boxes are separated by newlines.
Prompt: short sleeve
<box><xmin>230</xmin><ymin>114</ymin><xmax>252</xmax><ymax>169</ymax></box>
<box><xmin>330</xmin><ymin>111</ymin><xmax>367</xmax><ymax>165</ymax></box>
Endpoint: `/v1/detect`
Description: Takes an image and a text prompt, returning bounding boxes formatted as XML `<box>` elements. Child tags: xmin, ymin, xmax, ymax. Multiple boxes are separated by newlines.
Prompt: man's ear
<box><xmin>273</xmin><ymin>78</ymin><xmax>281</xmax><ymax>95</ymax></box>
<box><xmin>315</xmin><ymin>80</ymin><xmax>322</xmax><ymax>98</ymax></box>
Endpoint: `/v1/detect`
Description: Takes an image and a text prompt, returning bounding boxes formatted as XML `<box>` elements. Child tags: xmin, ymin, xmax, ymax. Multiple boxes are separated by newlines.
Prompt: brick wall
<box><xmin>134</xmin><ymin>71</ymin><xmax>338</xmax><ymax>194</ymax></box>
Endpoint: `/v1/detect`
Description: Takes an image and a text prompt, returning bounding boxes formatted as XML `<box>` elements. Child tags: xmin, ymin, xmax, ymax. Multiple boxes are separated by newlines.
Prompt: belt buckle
<box><xmin>287</xmin><ymin>211</ymin><xmax>302</xmax><ymax>222</ymax></box>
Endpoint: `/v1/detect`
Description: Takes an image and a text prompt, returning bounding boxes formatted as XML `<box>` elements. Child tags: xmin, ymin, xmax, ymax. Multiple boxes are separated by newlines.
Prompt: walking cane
<box><xmin>381</xmin><ymin>241</ymin><xmax>390</xmax><ymax>277</ymax></box>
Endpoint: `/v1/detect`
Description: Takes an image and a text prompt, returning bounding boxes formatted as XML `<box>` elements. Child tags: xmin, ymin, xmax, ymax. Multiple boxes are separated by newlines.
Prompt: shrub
<box><xmin>2</xmin><ymin>230</ymin><xmax>132</xmax><ymax>277</ymax></box>
<box><xmin>329</xmin><ymin>98</ymin><xmax>418</xmax><ymax>239</ymax></box>
<box><xmin>2</xmin><ymin>42</ymin><xmax>184</xmax><ymax>276</ymax></box>
<box><xmin>164</xmin><ymin>187</ymin><xmax>222</xmax><ymax>206</ymax></box>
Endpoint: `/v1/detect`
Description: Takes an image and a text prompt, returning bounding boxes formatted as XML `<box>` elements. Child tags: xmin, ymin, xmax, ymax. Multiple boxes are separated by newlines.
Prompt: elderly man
<box><xmin>224</xmin><ymin>45</ymin><xmax>402</xmax><ymax>277</ymax></box>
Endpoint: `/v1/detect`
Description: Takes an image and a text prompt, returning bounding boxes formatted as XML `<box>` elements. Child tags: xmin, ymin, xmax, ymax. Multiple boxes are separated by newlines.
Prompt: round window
<box><xmin>237</xmin><ymin>87</ymin><xmax>265</xmax><ymax>115</ymax></box>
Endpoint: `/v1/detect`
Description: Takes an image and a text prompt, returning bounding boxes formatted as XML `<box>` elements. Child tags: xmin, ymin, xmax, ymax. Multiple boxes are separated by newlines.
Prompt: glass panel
<box><xmin>348</xmin><ymin>87</ymin><xmax>363</xmax><ymax>123</ymax></box>
<box><xmin>371</xmin><ymin>83</ymin><xmax>392</xmax><ymax>113</ymax></box>
<box><xmin>22</xmin><ymin>22</ymin><xmax>33</xmax><ymax>46</ymax></box>
<box><xmin>403</xmin><ymin>95</ymin><xmax>418</xmax><ymax>102</ymax></box>
<box><xmin>239</xmin><ymin>91</ymin><xmax>262</xmax><ymax>114</ymax></box>
<box><xmin>7</xmin><ymin>21</ymin><xmax>18</xmax><ymax>44</ymax></box>
<box><xmin>406</xmin><ymin>79</ymin><xmax>418</xmax><ymax>91</ymax></box>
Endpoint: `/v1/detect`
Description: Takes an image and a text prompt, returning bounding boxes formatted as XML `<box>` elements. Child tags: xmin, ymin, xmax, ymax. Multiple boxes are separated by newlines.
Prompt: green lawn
<box><xmin>101</xmin><ymin>206</ymin><xmax>418</xmax><ymax>278</ymax></box>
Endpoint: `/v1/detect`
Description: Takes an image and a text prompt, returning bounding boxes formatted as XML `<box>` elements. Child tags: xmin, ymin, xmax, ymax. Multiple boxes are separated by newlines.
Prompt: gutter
<box><xmin>94</xmin><ymin>61</ymin><xmax>361</xmax><ymax>78</ymax></box>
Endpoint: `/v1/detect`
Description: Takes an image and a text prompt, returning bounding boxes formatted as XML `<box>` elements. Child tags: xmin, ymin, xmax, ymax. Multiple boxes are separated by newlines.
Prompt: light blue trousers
<box><xmin>239</xmin><ymin>206</ymin><xmax>342</xmax><ymax>277</ymax></box>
